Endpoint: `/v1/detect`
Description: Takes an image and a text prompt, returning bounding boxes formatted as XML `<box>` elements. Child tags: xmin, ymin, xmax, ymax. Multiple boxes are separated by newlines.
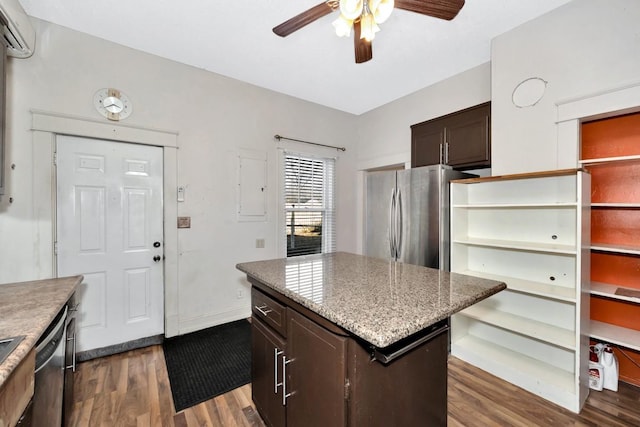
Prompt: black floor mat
<box><xmin>163</xmin><ymin>319</ymin><xmax>251</xmax><ymax>412</ymax></box>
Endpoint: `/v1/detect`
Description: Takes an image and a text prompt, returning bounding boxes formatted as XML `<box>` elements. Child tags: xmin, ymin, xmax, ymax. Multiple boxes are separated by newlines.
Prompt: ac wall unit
<box><xmin>0</xmin><ymin>0</ymin><xmax>35</xmax><ymax>58</ymax></box>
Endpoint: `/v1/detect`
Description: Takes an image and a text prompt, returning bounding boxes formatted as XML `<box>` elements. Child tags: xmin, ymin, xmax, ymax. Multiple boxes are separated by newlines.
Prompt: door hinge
<box><xmin>344</xmin><ymin>378</ymin><xmax>350</xmax><ymax>401</ymax></box>
<box><xmin>53</xmin><ymin>152</ymin><xmax>57</xmax><ymax>166</ymax></box>
<box><xmin>54</xmin><ymin>241</ymin><xmax>58</xmax><ymax>255</ymax></box>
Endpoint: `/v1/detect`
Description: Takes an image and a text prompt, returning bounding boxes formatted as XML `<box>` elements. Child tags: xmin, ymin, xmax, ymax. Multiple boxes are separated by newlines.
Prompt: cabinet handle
<box><xmin>274</xmin><ymin>348</ymin><xmax>284</xmax><ymax>393</ymax></box>
<box><xmin>388</xmin><ymin>188</ymin><xmax>396</xmax><ymax>258</ymax></box>
<box><xmin>395</xmin><ymin>189</ymin><xmax>403</xmax><ymax>258</ymax></box>
<box><xmin>282</xmin><ymin>356</ymin><xmax>293</xmax><ymax>406</ymax></box>
<box><xmin>444</xmin><ymin>141</ymin><xmax>450</xmax><ymax>164</ymax></box>
<box><xmin>66</xmin><ymin>331</ymin><xmax>76</xmax><ymax>372</ymax></box>
<box><xmin>439</xmin><ymin>143</ymin><xmax>444</xmax><ymax>164</ymax></box>
<box><xmin>254</xmin><ymin>305</ymin><xmax>273</xmax><ymax>316</ymax></box>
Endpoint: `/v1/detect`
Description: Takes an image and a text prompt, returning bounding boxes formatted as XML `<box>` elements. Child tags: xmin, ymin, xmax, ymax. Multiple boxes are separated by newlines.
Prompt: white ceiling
<box><xmin>19</xmin><ymin>0</ymin><xmax>572</xmax><ymax>115</ymax></box>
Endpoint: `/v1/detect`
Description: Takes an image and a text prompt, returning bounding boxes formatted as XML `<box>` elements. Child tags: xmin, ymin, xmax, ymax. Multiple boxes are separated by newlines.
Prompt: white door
<box><xmin>56</xmin><ymin>135</ymin><xmax>164</xmax><ymax>352</ymax></box>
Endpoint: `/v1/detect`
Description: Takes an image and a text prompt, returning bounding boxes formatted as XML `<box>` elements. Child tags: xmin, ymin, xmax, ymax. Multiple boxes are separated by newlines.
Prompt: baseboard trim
<box><xmin>76</xmin><ymin>334</ymin><xmax>164</xmax><ymax>362</ymax></box>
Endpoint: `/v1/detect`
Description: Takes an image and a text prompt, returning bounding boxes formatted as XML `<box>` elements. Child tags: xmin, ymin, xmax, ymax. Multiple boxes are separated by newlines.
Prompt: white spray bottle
<box><xmin>601</xmin><ymin>345</ymin><xmax>619</xmax><ymax>392</ymax></box>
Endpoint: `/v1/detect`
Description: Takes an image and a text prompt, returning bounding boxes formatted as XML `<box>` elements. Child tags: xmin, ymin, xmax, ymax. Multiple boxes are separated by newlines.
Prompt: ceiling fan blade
<box><xmin>394</xmin><ymin>0</ymin><xmax>465</xmax><ymax>20</ymax></box>
<box><xmin>273</xmin><ymin>2</ymin><xmax>335</xmax><ymax>37</ymax></box>
<box><xmin>353</xmin><ymin>21</ymin><xmax>373</xmax><ymax>64</ymax></box>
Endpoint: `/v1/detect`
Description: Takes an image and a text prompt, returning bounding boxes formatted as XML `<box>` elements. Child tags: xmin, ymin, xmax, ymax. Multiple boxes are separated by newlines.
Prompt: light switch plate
<box><xmin>177</xmin><ymin>186</ymin><xmax>185</xmax><ymax>202</ymax></box>
<box><xmin>177</xmin><ymin>217</ymin><xmax>191</xmax><ymax>228</ymax></box>
<box><xmin>256</xmin><ymin>238</ymin><xmax>265</xmax><ymax>248</ymax></box>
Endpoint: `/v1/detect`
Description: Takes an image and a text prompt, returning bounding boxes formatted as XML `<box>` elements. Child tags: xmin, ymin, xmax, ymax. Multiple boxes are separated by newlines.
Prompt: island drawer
<box><xmin>251</xmin><ymin>288</ymin><xmax>287</xmax><ymax>337</ymax></box>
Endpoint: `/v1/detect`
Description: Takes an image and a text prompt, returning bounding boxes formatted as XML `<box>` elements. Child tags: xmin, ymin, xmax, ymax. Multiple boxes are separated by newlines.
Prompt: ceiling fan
<box><xmin>273</xmin><ymin>0</ymin><xmax>465</xmax><ymax>64</ymax></box>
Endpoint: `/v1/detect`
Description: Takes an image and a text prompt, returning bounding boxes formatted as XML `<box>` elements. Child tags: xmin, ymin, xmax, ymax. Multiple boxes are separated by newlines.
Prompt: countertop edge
<box><xmin>0</xmin><ymin>275</ymin><xmax>82</xmax><ymax>388</ymax></box>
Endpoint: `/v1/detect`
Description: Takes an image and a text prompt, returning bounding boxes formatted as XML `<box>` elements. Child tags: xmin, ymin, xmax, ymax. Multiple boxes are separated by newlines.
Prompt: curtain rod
<box><xmin>274</xmin><ymin>134</ymin><xmax>346</xmax><ymax>152</ymax></box>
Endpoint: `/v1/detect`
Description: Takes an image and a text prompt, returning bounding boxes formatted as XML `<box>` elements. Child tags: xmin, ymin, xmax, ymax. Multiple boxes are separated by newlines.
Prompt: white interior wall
<box><xmin>353</xmin><ymin>63</ymin><xmax>491</xmax><ymax>254</ymax></box>
<box><xmin>0</xmin><ymin>18</ymin><xmax>359</xmax><ymax>335</ymax></box>
<box><xmin>491</xmin><ymin>0</ymin><xmax>640</xmax><ymax>175</ymax></box>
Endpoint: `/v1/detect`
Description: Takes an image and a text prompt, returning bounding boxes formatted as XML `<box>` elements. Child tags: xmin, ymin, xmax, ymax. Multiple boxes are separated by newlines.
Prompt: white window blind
<box><xmin>283</xmin><ymin>151</ymin><xmax>335</xmax><ymax>257</ymax></box>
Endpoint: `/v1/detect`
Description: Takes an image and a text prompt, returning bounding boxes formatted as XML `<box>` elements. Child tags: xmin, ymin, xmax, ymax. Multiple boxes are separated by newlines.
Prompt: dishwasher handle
<box><xmin>372</xmin><ymin>322</ymin><xmax>449</xmax><ymax>365</ymax></box>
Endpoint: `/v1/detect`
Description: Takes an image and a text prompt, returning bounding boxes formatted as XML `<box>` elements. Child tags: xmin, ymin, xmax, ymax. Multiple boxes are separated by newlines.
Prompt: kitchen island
<box><xmin>237</xmin><ymin>252</ymin><xmax>506</xmax><ymax>427</ymax></box>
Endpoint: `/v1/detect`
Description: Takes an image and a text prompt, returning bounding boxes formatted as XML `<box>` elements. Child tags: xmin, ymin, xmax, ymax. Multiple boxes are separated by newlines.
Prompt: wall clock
<box><xmin>93</xmin><ymin>88</ymin><xmax>132</xmax><ymax>121</ymax></box>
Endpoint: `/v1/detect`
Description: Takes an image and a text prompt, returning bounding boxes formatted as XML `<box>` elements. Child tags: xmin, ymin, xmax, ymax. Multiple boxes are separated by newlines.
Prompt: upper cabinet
<box><xmin>411</xmin><ymin>102</ymin><xmax>491</xmax><ymax>170</ymax></box>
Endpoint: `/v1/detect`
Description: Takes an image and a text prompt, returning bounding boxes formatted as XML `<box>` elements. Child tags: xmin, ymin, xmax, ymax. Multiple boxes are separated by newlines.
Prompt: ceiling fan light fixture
<box><xmin>272</xmin><ymin>0</ymin><xmax>465</xmax><ymax>63</ymax></box>
<box><xmin>339</xmin><ymin>0</ymin><xmax>364</xmax><ymax>20</ymax></box>
<box><xmin>370</xmin><ymin>0</ymin><xmax>394</xmax><ymax>24</ymax></box>
<box><xmin>359</xmin><ymin>11</ymin><xmax>379</xmax><ymax>41</ymax></box>
<box><xmin>332</xmin><ymin>14</ymin><xmax>354</xmax><ymax>37</ymax></box>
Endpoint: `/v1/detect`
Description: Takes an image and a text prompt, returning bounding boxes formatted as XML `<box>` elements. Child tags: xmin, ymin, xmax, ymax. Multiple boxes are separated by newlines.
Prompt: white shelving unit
<box><xmin>581</xmin><ymin>155</ymin><xmax>640</xmax><ymax>354</ymax></box>
<box><xmin>450</xmin><ymin>169</ymin><xmax>590</xmax><ymax>414</ymax></box>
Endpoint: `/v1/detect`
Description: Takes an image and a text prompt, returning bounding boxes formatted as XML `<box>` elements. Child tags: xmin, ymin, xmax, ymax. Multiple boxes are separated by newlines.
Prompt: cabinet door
<box><xmin>445</xmin><ymin>103</ymin><xmax>490</xmax><ymax>167</ymax></box>
<box><xmin>252</xmin><ymin>318</ymin><xmax>286</xmax><ymax>427</ymax></box>
<box><xmin>411</xmin><ymin>120</ymin><xmax>444</xmax><ymax>168</ymax></box>
<box><xmin>286</xmin><ymin>310</ymin><xmax>347</xmax><ymax>427</ymax></box>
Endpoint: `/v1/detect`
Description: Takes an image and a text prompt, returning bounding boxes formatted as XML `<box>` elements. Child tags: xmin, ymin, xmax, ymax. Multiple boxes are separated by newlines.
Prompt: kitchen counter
<box><xmin>0</xmin><ymin>276</ymin><xmax>81</xmax><ymax>388</ymax></box>
<box><xmin>236</xmin><ymin>251</ymin><xmax>506</xmax><ymax>348</ymax></box>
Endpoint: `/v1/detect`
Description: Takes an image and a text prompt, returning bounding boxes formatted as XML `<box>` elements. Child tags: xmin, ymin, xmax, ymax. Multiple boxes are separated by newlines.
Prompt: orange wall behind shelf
<box><xmin>591</xmin><ymin>252</ymin><xmax>640</xmax><ymax>289</ymax></box>
<box><xmin>583</xmin><ymin>111</ymin><xmax>640</xmax><ymax>387</ymax></box>
<box><xmin>582</xmin><ymin>112</ymin><xmax>640</xmax><ymax>159</ymax></box>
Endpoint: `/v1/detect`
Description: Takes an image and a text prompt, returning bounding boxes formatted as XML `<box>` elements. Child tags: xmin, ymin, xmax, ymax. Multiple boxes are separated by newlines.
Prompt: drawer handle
<box><xmin>282</xmin><ymin>356</ymin><xmax>293</xmax><ymax>406</ymax></box>
<box><xmin>274</xmin><ymin>348</ymin><xmax>284</xmax><ymax>393</ymax></box>
<box><xmin>255</xmin><ymin>304</ymin><xmax>273</xmax><ymax>316</ymax></box>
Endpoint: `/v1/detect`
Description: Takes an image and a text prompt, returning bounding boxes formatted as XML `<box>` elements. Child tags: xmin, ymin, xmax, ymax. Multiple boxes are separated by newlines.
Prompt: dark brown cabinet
<box><xmin>252</xmin><ymin>318</ymin><xmax>286</xmax><ymax>427</ymax></box>
<box><xmin>411</xmin><ymin>102</ymin><xmax>491</xmax><ymax>169</ymax></box>
<box><xmin>251</xmin><ymin>287</ymin><xmax>347</xmax><ymax>427</ymax></box>
<box><xmin>286</xmin><ymin>310</ymin><xmax>347</xmax><ymax>427</ymax></box>
<box><xmin>250</xmin><ymin>283</ymin><xmax>449</xmax><ymax>427</ymax></box>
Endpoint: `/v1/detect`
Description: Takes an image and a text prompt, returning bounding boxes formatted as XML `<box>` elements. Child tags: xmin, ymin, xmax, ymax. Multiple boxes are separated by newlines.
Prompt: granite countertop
<box><xmin>0</xmin><ymin>276</ymin><xmax>81</xmax><ymax>388</ymax></box>
<box><xmin>237</xmin><ymin>252</ymin><xmax>506</xmax><ymax>348</ymax></box>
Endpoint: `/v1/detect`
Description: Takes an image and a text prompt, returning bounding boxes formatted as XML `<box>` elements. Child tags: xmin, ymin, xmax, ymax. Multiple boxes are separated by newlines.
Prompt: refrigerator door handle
<box><xmin>396</xmin><ymin>188</ymin><xmax>403</xmax><ymax>258</ymax></box>
<box><xmin>388</xmin><ymin>188</ymin><xmax>396</xmax><ymax>258</ymax></box>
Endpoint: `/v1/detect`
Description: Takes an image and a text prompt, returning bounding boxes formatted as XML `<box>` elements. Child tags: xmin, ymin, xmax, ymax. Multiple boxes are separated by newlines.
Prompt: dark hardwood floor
<box><xmin>68</xmin><ymin>344</ymin><xmax>640</xmax><ymax>426</ymax></box>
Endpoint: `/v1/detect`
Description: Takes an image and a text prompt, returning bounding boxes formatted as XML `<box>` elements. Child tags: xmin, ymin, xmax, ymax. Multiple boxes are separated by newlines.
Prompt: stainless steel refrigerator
<box><xmin>365</xmin><ymin>164</ymin><xmax>473</xmax><ymax>270</ymax></box>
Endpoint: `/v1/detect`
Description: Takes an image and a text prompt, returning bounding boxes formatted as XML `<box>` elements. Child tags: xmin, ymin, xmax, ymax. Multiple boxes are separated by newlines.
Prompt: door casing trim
<box><xmin>31</xmin><ymin>109</ymin><xmax>180</xmax><ymax>338</ymax></box>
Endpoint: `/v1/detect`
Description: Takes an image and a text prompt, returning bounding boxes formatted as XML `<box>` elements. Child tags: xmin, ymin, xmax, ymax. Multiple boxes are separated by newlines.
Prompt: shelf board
<box><xmin>451</xmin><ymin>335</ymin><xmax>576</xmax><ymax>395</ymax></box>
<box><xmin>579</xmin><ymin>154</ymin><xmax>640</xmax><ymax>165</ymax></box>
<box><xmin>590</xmin><ymin>282</ymin><xmax>640</xmax><ymax>304</ymax></box>
<box><xmin>454</xmin><ymin>238</ymin><xmax>577</xmax><ymax>255</ymax></box>
<box><xmin>458</xmin><ymin>305</ymin><xmax>576</xmax><ymax>350</ymax></box>
<box><xmin>459</xmin><ymin>270</ymin><xmax>576</xmax><ymax>302</ymax></box>
<box><xmin>590</xmin><ymin>243</ymin><xmax>640</xmax><ymax>256</ymax></box>
<box><xmin>592</xmin><ymin>203</ymin><xmax>640</xmax><ymax>208</ymax></box>
<box><xmin>590</xmin><ymin>320</ymin><xmax>640</xmax><ymax>352</ymax></box>
<box><xmin>452</xmin><ymin>168</ymin><xmax>579</xmax><ymax>184</ymax></box>
<box><xmin>453</xmin><ymin>202</ymin><xmax>577</xmax><ymax>209</ymax></box>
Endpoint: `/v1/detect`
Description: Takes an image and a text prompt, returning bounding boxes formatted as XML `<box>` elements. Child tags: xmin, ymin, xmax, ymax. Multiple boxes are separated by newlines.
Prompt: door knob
<box><xmin>153</xmin><ymin>241</ymin><xmax>161</xmax><ymax>248</ymax></box>
<box><xmin>153</xmin><ymin>255</ymin><xmax>161</xmax><ymax>262</ymax></box>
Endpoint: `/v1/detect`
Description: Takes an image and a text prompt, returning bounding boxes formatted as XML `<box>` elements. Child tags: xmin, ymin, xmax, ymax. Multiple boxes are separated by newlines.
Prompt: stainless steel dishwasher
<box><xmin>32</xmin><ymin>305</ymin><xmax>68</xmax><ymax>426</ymax></box>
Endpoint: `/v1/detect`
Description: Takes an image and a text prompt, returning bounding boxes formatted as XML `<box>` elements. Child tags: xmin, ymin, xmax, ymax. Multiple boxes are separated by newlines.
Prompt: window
<box><xmin>283</xmin><ymin>152</ymin><xmax>335</xmax><ymax>257</ymax></box>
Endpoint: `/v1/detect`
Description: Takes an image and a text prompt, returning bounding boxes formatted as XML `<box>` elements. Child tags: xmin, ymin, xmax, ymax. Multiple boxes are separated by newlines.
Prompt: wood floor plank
<box><xmin>70</xmin><ymin>344</ymin><xmax>640</xmax><ymax>426</ymax></box>
<box><xmin>203</xmin><ymin>399</ymin><xmax>224</xmax><ymax>426</ymax></box>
